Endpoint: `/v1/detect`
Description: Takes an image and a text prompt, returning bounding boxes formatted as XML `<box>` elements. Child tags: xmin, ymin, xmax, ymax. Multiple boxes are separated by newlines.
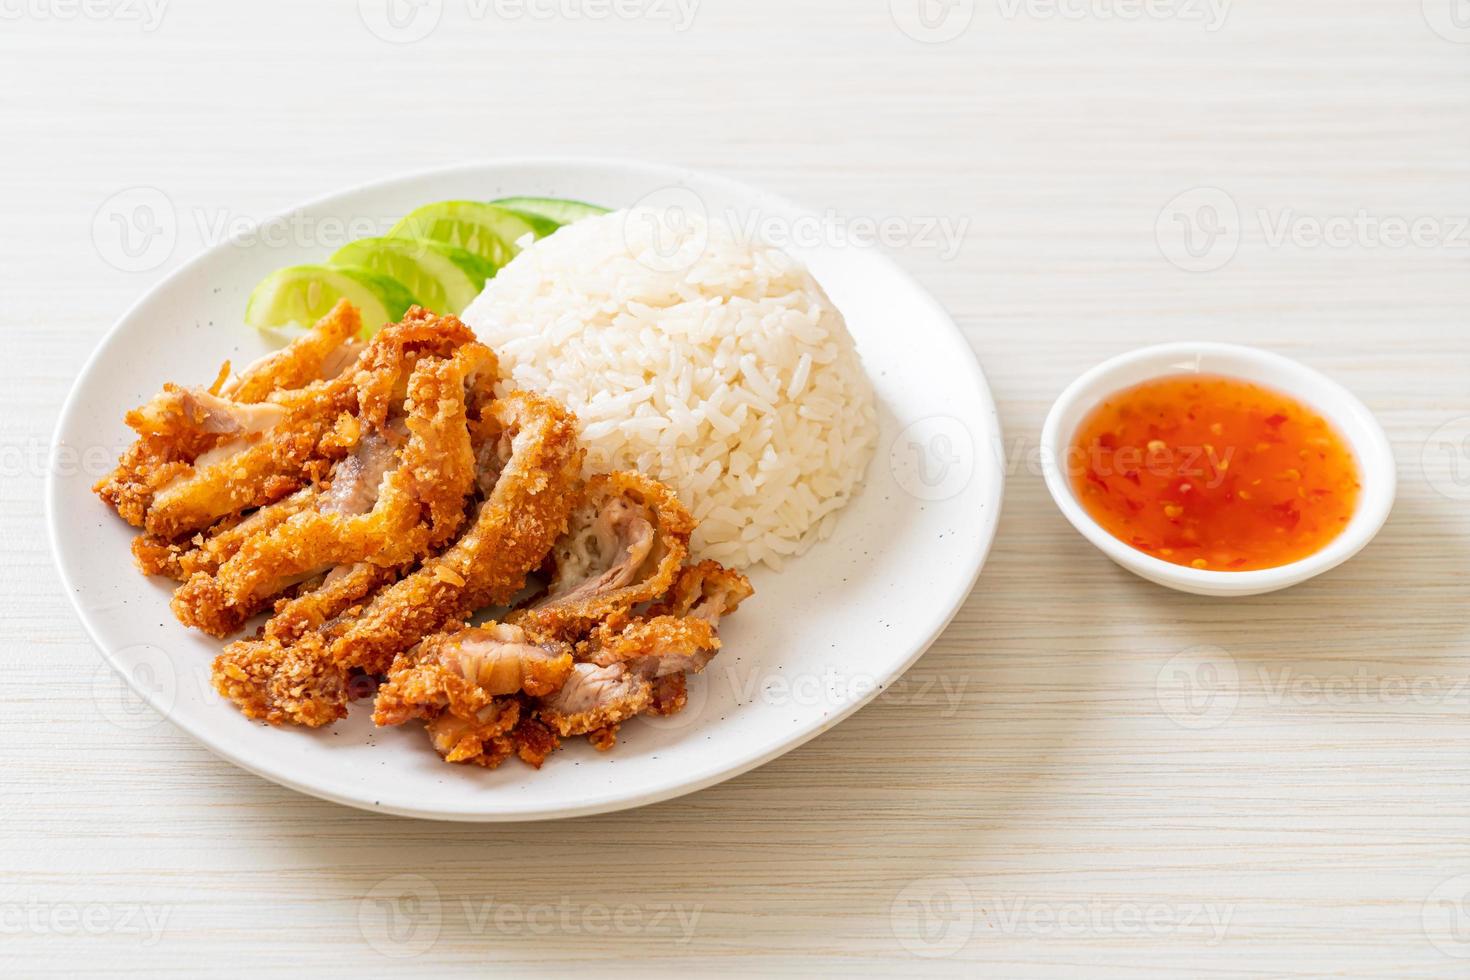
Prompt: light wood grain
<box><xmin>3</xmin><ymin>1</ymin><xmax>1470</xmax><ymax>976</ymax></box>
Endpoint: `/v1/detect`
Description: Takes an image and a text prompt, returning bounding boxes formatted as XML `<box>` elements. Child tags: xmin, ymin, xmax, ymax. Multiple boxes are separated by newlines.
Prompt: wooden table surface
<box><xmin>4</xmin><ymin>1</ymin><xmax>1469</xmax><ymax>975</ymax></box>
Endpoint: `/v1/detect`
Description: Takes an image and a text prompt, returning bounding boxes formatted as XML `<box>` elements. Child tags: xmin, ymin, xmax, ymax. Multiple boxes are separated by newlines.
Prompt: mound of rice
<box><xmin>462</xmin><ymin>207</ymin><xmax>877</xmax><ymax>569</ymax></box>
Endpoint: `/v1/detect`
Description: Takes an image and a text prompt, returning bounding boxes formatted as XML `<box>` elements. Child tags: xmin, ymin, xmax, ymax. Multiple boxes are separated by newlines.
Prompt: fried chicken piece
<box><xmin>418</xmin><ymin>699</ymin><xmax>568</xmax><ymax>768</ymax></box>
<box><xmin>129</xmin><ymin>387</ymin><xmax>288</xmax><ymax>447</ymax></box>
<box><xmin>647</xmin><ymin>672</ymin><xmax>688</xmax><ymax>717</ymax></box>
<box><xmin>509</xmin><ymin>471</ymin><xmax>693</xmax><ymax>642</ymax></box>
<box><xmin>107</xmin><ymin>307</ymin><xmax>476</xmax><ymax>540</ymax></box>
<box><xmin>211</xmin><ymin>632</ymin><xmax>348</xmax><ymax>729</ymax></box>
<box><xmin>212</xmin><ymin>390</ymin><xmax>583</xmax><ymax>727</ymax></box>
<box><xmin>209</xmin><ymin>562</ymin><xmax>403</xmax><ymax>726</ymax></box>
<box><xmin>582</xmin><ymin>615</ymin><xmax>722</xmax><ymax>678</ymax></box>
<box><xmin>580</xmin><ymin>560</ymin><xmax>752</xmax><ymax>679</ymax></box>
<box><xmin>385</xmin><ymin>564</ymin><xmax>747</xmax><ymax>767</ymax></box>
<box><xmin>131</xmin><ymin>489</ymin><xmax>317</xmax><ymax>580</ymax></box>
<box><xmin>509</xmin><ymin>716</ymin><xmax>561</xmax><ymax>768</ymax></box>
<box><xmin>135</xmin><ymin>310</ymin><xmax>493</xmax><ymax>583</ymax></box>
<box><xmin>172</xmin><ymin>344</ymin><xmax>491</xmax><ymax>636</ymax></box>
<box><xmin>96</xmin><ymin>302</ymin><xmax>361</xmax><ymax>528</ymax></box>
<box><xmin>263</xmin><ymin>561</ymin><xmax>403</xmax><ymax>643</ymax></box>
<box><xmin>222</xmin><ymin>299</ymin><xmax>364</xmax><ymax>402</ymax></box>
<box><xmin>536</xmin><ymin>662</ymin><xmax>653</xmax><ymax>737</ymax></box>
<box><xmin>373</xmin><ymin>623</ymin><xmax>574</xmax><ymax>727</ymax></box>
<box><xmin>373</xmin><ymin>620</ymin><xmax>586</xmax><ymax>769</ymax></box>
<box><xmin>649</xmin><ymin>559</ymin><xmax>755</xmax><ymax>623</ymax></box>
<box><xmin>533</xmin><ymin>560</ymin><xmax>753</xmax><ymax>754</ymax></box>
<box><xmin>425</xmin><ymin>699</ymin><xmax>522</xmax><ymax>767</ymax></box>
<box><xmin>325</xmin><ymin>391</ymin><xmax>583</xmax><ymax>679</ymax></box>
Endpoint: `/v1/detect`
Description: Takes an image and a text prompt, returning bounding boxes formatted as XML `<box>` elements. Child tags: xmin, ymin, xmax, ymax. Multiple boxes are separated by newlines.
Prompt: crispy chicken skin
<box><xmin>425</xmin><ymin>699</ymin><xmax>523</xmax><ymax>767</ymax></box>
<box><xmin>222</xmin><ymin>299</ymin><xmax>365</xmax><ymax>402</ymax></box>
<box><xmin>171</xmin><ymin>343</ymin><xmax>492</xmax><ymax>637</ymax></box>
<box><xmin>99</xmin><ymin>305</ymin><xmax>476</xmax><ymax>541</ymax></box>
<box><xmin>264</xmin><ymin>561</ymin><xmax>403</xmax><ymax>643</ymax></box>
<box><xmin>104</xmin><ymin>302</ymin><xmax>760</xmax><ymax>770</ymax></box>
<box><xmin>131</xmin><ymin>488</ymin><xmax>316</xmax><ymax>581</ymax></box>
<box><xmin>211</xmin><ymin>389</ymin><xmax>583</xmax><ymax>727</ymax></box>
<box><xmin>534</xmin><ymin>560</ymin><xmax>753</xmax><ymax>751</ymax></box>
<box><xmin>211</xmin><ymin>632</ymin><xmax>349</xmax><ymax>729</ymax></box>
<box><xmin>374</xmin><ymin>623</ymin><xmax>579</xmax><ymax>768</ymax></box>
<box><xmin>649</xmin><ymin>559</ymin><xmax>755</xmax><ymax>623</ymax></box>
<box><xmin>581</xmin><ymin>615</ymin><xmax>722</xmax><ymax>678</ymax></box>
<box><xmin>536</xmin><ymin>662</ymin><xmax>654</xmax><ymax>738</ymax></box>
<box><xmin>509</xmin><ymin>471</ymin><xmax>694</xmax><ymax>642</ymax></box>
<box><xmin>325</xmin><ymin>391</ymin><xmax>583</xmax><ymax>677</ymax></box>
<box><xmin>380</xmin><ymin>558</ymin><xmax>752</xmax><ymax>762</ymax></box>
<box><xmin>374</xmin><ymin>623</ymin><xmax>574</xmax><ymax>727</ymax></box>
<box><xmin>95</xmin><ymin>301</ymin><xmax>361</xmax><ymax>528</ymax></box>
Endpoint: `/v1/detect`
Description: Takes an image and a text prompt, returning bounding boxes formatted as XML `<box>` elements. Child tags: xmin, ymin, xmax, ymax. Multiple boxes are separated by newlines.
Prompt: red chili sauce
<box><xmin>1069</xmin><ymin>375</ymin><xmax>1361</xmax><ymax>571</ymax></box>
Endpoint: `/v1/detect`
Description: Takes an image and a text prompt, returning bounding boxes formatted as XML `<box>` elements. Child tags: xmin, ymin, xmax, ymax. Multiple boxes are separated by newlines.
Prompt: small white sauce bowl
<box><xmin>1039</xmin><ymin>342</ymin><xmax>1396</xmax><ymax>597</ymax></box>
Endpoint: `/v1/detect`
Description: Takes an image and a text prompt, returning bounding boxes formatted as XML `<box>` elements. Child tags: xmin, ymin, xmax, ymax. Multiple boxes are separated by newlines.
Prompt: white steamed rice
<box><xmin>462</xmin><ymin>207</ymin><xmax>877</xmax><ymax>569</ymax></box>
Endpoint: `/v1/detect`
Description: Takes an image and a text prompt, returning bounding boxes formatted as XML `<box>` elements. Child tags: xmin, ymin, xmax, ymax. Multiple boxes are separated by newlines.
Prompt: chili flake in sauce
<box><xmin>1069</xmin><ymin>375</ymin><xmax>1361</xmax><ymax>571</ymax></box>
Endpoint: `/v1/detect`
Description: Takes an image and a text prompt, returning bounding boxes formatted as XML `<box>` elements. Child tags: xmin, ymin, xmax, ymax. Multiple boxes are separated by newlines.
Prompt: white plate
<box><xmin>47</xmin><ymin>159</ymin><xmax>1004</xmax><ymax>821</ymax></box>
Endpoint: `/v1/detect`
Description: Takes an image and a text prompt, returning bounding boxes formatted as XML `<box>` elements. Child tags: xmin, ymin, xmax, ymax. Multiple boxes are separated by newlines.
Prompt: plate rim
<box><xmin>46</xmin><ymin>156</ymin><xmax>1006</xmax><ymax>821</ymax></box>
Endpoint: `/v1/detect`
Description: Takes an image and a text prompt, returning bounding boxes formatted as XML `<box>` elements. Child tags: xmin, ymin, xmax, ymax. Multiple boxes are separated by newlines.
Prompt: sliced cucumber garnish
<box><xmin>330</xmin><ymin>237</ymin><xmax>494</xmax><ymax>316</ymax></box>
<box><xmin>245</xmin><ymin>265</ymin><xmax>416</xmax><ymax>339</ymax></box>
<box><xmin>388</xmin><ymin>201</ymin><xmax>537</xmax><ymax>268</ymax></box>
<box><xmin>492</xmin><ymin>196</ymin><xmax>610</xmax><ymax>234</ymax></box>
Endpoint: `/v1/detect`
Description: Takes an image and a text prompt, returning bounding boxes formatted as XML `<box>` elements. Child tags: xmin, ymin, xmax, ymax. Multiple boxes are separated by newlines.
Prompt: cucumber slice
<box><xmin>388</xmin><ymin>201</ymin><xmax>537</xmax><ymax>268</ymax></box>
<box><xmin>488</xmin><ymin>207</ymin><xmax>559</xmax><ymax>238</ymax></box>
<box><xmin>491</xmin><ymin>196</ymin><xmax>610</xmax><ymax>233</ymax></box>
<box><xmin>245</xmin><ymin>264</ymin><xmax>417</xmax><ymax>339</ymax></box>
<box><xmin>330</xmin><ymin>237</ymin><xmax>494</xmax><ymax>316</ymax></box>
